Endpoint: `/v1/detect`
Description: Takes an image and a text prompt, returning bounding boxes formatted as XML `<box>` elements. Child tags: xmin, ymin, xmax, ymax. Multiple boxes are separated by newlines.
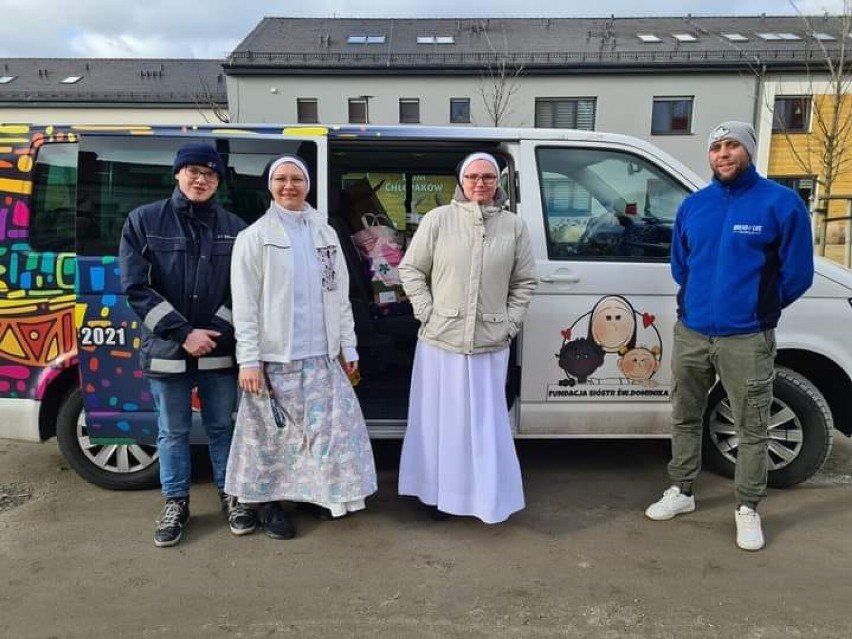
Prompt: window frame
<box><xmin>534</xmin><ymin>98</ymin><xmax>597</xmax><ymax>130</ymax></box>
<box><xmin>29</xmin><ymin>142</ymin><xmax>78</xmax><ymax>253</ymax></box>
<box><xmin>348</xmin><ymin>98</ymin><xmax>368</xmax><ymax>124</ymax></box>
<box><xmin>650</xmin><ymin>96</ymin><xmax>694</xmax><ymax>136</ymax></box>
<box><xmin>534</xmin><ymin>145</ymin><xmax>691</xmax><ymax>263</ymax></box>
<box><xmin>450</xmin><ymin>97</ymin><xmax>471</xmax><ymax>124</ymax></box>
<box><xmin>772</xmin><ymin>96</ymin><xmax>812</xmax><ymax>133</ymax></box>
<box><xmin>296</xmin><ymin>98</ymin><xmax>319</xmax><ymax>124</ymax></box>
<box><xmin>398</xmin><ymin>98</ymin><xmax>420</xmax><ymax>124</ymax></box>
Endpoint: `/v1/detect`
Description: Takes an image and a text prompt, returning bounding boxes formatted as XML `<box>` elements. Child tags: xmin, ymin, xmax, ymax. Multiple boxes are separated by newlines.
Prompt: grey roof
<box><xmin>225</xmin><ymin>16</ymin><xmax>847</xmax><ymax>73</ymax></box>
<box><xmin>0</xmin><ymin>58</ymin><xmax>227</xmax><ymax>105</ymax></box>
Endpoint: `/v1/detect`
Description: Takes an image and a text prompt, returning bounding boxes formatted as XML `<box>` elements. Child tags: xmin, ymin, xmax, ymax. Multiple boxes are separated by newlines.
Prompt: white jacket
<box><xmin>231</xmin><ymin>205</ymin><xmax>357</xmax><ymax>366</ymax></box>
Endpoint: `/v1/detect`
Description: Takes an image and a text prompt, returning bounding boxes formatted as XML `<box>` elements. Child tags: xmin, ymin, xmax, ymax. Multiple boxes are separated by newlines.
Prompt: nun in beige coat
<box><xmin>398</xmin><ymin>152</ymin><xmax>537</xmax><ymax>523</ymax></box>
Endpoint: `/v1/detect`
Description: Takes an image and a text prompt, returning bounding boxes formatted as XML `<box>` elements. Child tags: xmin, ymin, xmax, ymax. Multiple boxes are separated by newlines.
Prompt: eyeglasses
<box><xmin>463</xmin><ymin>174</ymin><xmax>498</xmax><ymax>185</ymax></box>
<box><xmin>184</xmin><ymin>166</ymin><xmax>219</xmax><ymax>181</ymax></box>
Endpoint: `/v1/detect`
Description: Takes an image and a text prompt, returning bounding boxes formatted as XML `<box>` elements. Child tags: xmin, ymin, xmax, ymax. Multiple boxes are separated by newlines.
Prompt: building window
<box><xmin>771</xmin><ymin>176</ymin><xmax>815</xmax><ymax>206</ymax></box>
<box><xmin>450</xmin><ymin>98</ymin><xmax>471</xmax><ymax>124</ymax></box>
<box><xmin>651</xmin><ymin>97</ymin><xmax>693</xmax><ymax>135</ymax></box>
<box><xmin>399</xmin><ymin>98</ymin><xmax>420</xmax><ymax>124</ymax></box>
<box><xmin>773</xmin><ymin>96</ymin><xmax>811</xmax><ymax>132</ymax></box>
<box><xmin>534</xmin><ymin>98</ymin><xmax>596</xmax><ymax>130</ymax></box>
<box><xmin>348</xmin><ymin>98</ymin><xmax>368</xmax><ymax>124</ymax></box>
<box><xmin>297</xmin><ymin>98</ymin><xmax>318</xmax><ymax>124</ymax></box>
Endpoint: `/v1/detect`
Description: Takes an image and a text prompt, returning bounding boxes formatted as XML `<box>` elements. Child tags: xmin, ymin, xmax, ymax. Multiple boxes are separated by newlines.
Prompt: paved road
<box><xmin>1</xmin><ymin>435</ymin><xmax>850</xmax><ymax>638</ymax></box>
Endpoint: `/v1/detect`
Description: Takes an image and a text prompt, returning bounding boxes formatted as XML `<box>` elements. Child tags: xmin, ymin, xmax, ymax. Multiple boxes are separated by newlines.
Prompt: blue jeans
<box><xmin>149</xmin><ymin>370</ymin><xmax>238</xmax><ymax>499</ymax></box>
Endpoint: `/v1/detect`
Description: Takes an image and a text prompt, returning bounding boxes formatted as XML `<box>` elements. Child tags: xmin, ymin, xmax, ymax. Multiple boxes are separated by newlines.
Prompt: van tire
<box><xmin>56</xmin><ymin>387</ymin><xmax>160</xmax><ymax>490</ymax></box>
<box><xmin>702</xmin><ymin>367</ymin><xmax>833</xmax><ymax>488</ymax></box>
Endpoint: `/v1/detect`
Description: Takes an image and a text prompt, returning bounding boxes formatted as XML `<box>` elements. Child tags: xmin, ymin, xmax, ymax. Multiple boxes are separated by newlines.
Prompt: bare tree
<box><xmin>476</xmin><ymin>25</ymin><xmax>524</xmax><ymax>127</ymax></box>
<box><xmin>193</xmin><ymin>77</ymin><xmax>230</xmax><ymax>124</ymax></box>
<box><xmin>772</xmin><ymin>2</ymin><xmax>852</xmax><ymax>260</ymax></box>
<box><xmin>478</xmin><ymin>56</ymin><xmax>523</xmax><ymax>127</ymax></box>
<box><xmin>697</xmin><ymin>3</ymin><xmax>852</xmax><ymax>263</ymax></box>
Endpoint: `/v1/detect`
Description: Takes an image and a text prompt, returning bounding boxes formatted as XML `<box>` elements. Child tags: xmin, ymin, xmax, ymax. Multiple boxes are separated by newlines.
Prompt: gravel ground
<box><xmin>1</xmin><ymin>434</ymin><xmax>850</xmax><ymax>639</ymax></box>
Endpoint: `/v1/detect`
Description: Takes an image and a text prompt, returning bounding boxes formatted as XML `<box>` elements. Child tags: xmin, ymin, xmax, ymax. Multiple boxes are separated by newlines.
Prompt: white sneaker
<box><xmin>735</xmin><ymin>505</ymin><xmax>765</xmax><ymax>551</ymax></box>
<box><xmin>645</xmin><ymin>486</ymin><xmax>696</xmax><ymax>521</ymax></box>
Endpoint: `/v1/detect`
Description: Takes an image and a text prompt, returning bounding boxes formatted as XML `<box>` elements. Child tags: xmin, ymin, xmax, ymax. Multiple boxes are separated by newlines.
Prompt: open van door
<box><xmin>515</xmin><ymin>138</ymin><xmax>696</xmax><ymax>437</ymax></box>
<box><xmin>67</xmin><ymin>127</ymin><xmax>327</xmax><ymax>489</ymax></box>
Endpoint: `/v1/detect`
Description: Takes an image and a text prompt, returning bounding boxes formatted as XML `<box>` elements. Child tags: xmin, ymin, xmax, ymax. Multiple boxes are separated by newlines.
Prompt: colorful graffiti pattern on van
<box><xmin>0</xmin><ymin>124</ymin><xmax>78</xmax><ymax>400</ymax></box>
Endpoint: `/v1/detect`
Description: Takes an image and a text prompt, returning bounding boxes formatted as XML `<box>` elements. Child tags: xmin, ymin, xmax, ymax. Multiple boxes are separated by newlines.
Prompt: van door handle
<box><xmin>540</xmin><ymin>274</ymin><xmax>580</xmax><ymax>284</ymax></box>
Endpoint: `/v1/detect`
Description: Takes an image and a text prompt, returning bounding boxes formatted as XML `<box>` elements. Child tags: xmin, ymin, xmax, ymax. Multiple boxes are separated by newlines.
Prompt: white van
<box><xmin>1</xmin><ymin>123</ymin><xmax>849</xmax><ymax>490</ymax></box>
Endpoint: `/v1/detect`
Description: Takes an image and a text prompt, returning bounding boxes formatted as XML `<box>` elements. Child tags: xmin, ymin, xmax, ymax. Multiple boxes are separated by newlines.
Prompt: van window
<box><xmin>30</xmin><ymin>143</ymin><xmax>78</xmax><ymax>253</ymax></box>
<box><xmin>536</xmin><ymin>147</ymin><xmax>689</xmax><ymax>261</ymax></box>
<box><xmin>76</xmin><ymin>137</ymin><xmax>317</xmax><ymax>255</ymax></box>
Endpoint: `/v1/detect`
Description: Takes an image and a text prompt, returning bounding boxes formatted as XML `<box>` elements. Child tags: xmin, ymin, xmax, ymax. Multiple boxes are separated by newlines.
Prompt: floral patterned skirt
<box><xmin>225</xmin><ymin>357</ymin><xmax>377</xmax><ymax>509</ymax></box>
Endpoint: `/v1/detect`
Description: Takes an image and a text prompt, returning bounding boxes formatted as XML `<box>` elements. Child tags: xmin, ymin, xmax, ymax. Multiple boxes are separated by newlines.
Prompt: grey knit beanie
<box><xmin>708</xmin><ymin>121</ymin><xmax>756</xmax><ymax>159</ymax></box>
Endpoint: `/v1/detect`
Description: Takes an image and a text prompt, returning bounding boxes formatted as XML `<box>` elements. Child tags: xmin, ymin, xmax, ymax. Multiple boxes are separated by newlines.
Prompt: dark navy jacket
<box><xmin>119</xmin><ymin>188</ymin><xmax>247</xmax><ymax>376</ymax></box>
<box><xmin>671</xmin><ymin>164</ymin><xmax>814</xmax><ymax>337</ymax></box>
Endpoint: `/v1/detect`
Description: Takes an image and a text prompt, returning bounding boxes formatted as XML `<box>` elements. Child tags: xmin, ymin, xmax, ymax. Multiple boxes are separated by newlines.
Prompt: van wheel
<box><xmin>702</xmin><ymin>367</ymin><xmax>833</xmax><ymax>488</ymax></box>
<box><xmin>56</xmin><ymin>387</ymin><xmax>160</xmax><ymax>490</ymax></box>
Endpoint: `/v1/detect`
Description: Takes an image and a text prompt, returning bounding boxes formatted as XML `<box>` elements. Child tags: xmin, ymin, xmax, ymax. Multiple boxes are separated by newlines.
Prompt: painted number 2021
<box><xmin>79</xmin><ymin>326</ymin><xmax>127</xmax><ymax>346</ymax></box>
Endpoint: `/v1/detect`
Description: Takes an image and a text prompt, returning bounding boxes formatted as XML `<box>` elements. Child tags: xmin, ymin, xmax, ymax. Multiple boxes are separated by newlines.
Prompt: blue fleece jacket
<box><xmin>671</xmin><ymin>164</ymin><xmax>814</xmax><ymax>336</ymax></box>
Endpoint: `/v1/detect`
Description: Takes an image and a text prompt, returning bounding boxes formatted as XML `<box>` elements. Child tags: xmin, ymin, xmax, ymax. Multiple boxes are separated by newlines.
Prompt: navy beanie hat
<box><xmin>173</xmin><ymin>143</ymin><xmax>225</xmax><ymax>178</ymax></box>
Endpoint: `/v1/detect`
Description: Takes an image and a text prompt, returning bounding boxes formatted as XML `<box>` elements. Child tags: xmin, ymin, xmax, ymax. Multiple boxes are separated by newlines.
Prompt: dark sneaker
<box><xmin>257</xmin><ymin>501</ymin><xmax>296</xmax><ymax>540</ymax></box>
<box><xmin>220</xmin><ymin>492</ymin><xmax>257</xmax><ymax>536</ymax></box>
<box><xmin>154</xmin><ymin>498</ymin><xmax>190</xmax><ymax>548</ymax></box>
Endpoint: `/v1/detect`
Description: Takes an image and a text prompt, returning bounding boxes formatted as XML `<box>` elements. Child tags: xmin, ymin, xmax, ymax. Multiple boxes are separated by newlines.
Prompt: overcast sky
<box><xmin>0</xmin><ymin>0</ymin><xmax>846</xmax><ymax>59</ymax></box>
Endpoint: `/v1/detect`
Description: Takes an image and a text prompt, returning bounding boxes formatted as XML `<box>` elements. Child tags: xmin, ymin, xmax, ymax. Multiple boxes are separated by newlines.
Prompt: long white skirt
<box><xmin>398</xmin><ymin>340</ymin><xmax>524</xmax><ymax>524</ymax></box>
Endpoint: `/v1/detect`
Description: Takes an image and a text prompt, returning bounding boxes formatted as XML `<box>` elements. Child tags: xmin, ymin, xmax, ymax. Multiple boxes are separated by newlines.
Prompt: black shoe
<box><xmin>295</xmin><ymin>501</ymin><xmax>335</xmax><ymax>521</ymax></box>
<box><xmin>257</xmin><ymin>502</ymin><xmax>296</xmax><ymax>540</ymax></box>
<box><xmin>154</xmin><ymin>498</ymin><xmax>190</xmax><ymax>548</ymax></box>
<box><xmin>220</xmin><ymin>492</ymin><xmax>258</xmax><ymax>536</ymax></box>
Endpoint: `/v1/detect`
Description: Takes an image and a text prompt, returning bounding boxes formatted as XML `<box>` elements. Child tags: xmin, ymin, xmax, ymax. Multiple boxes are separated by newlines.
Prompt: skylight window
<box><xmin>0</xmin><ymin>76</ymin><xmax>15</xmax><ymax>84</ymax></box>
<box><xmin>417</xmin><ymin>35</ymin><xmax>455</xmax><ymax>44</ymax></box>
<box><xmin>61</xmin><ymin>75</ymin><xmax>83</xmax><ymax>84</ymax></box>
<box><xmin>757</xmin><ymin>32</ymin><xmax>784</xmax><ymax>41</ymax></box>
<box><xmin>812</xmin><ymin>31</ymin><xmax>836</xmax><ymax>41</ymax></box>
<box><xmin>347</xmin><ymin>35</ymin><xmax>367</xmax><ymax>44</ymax></box>
<box><xmin>366</xmin><ymin>35</ymin><xmax>386</xmax><ymax>44</ymax></box>
<box><xmin>673</xmin><ymin>33</ymin><xmax>697</xmax><ymax>42</ymax></box>
<box><xmin>637</xmin><ymin>34</ymin><xmax>662</xmax><ymax>43</ymax></box>
<box><xmin>777</xmin><ymin>32</ymin><xmax>802</xmax><ymax>40</ymax></box>
<box><xmin>722</xmin><ymin>32</ymin><xmax>749</xmax><ymax>42</ymax></box>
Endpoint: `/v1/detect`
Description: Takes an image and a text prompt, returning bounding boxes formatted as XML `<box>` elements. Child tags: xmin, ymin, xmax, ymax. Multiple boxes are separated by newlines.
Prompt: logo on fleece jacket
<box><xmin>732</xmin><ymin>223</ymin><xmax>763</xmax><ymax>235</ymax></box>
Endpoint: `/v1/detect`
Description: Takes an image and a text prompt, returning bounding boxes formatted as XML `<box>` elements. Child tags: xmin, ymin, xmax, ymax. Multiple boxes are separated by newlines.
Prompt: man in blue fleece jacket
<box><xmin>645</xmin><ymin>121</ymin><xmax>814</xmax><ymax>551</ymax></box>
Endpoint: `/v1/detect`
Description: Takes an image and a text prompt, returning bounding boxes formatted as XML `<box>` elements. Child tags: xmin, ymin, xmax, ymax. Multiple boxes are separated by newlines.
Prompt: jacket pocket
<box><xmin>148</xmin><ymin>236</ymin><xmax>187</xmax><ymax>254</ymax></box>
<box><xmin>424</xmin><ymin>307</ymin><xmax>461</xmax><ymax>343</ymax></box>
<box><xmin>479</xmin><ymin>311</ymin><xmax>510</xmax><ymax>346</ymax></box>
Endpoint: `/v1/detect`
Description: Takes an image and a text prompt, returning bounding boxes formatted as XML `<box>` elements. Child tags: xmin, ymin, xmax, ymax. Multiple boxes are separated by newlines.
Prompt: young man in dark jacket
<box><xmin>645</xmin><ymin>121</ymin><xmax>814</xmax><ymax>551</ymax></box>
<box><xmin>119</xmin><ymin>143</ymin><xmax>254</xmax><ymax>547</ymax></box>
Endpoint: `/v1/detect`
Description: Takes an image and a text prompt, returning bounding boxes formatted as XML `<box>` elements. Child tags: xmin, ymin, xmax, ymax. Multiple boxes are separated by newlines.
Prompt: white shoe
<box><xmin>645</xmin><ymin>486</ymin><xmax>696</xmax><ymax>521</ymax></box>
<box><xmin>735</xmin><ymin>505</ymin><xmax>765</xmax><ymax>551</ymax></box>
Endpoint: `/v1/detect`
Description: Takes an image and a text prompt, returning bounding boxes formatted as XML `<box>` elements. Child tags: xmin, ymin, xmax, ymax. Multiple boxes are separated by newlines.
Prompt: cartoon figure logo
<box><xmin>552</xmin><ymin>295</ymin><xmax>666</xmax><ymax>397</ymax></box>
